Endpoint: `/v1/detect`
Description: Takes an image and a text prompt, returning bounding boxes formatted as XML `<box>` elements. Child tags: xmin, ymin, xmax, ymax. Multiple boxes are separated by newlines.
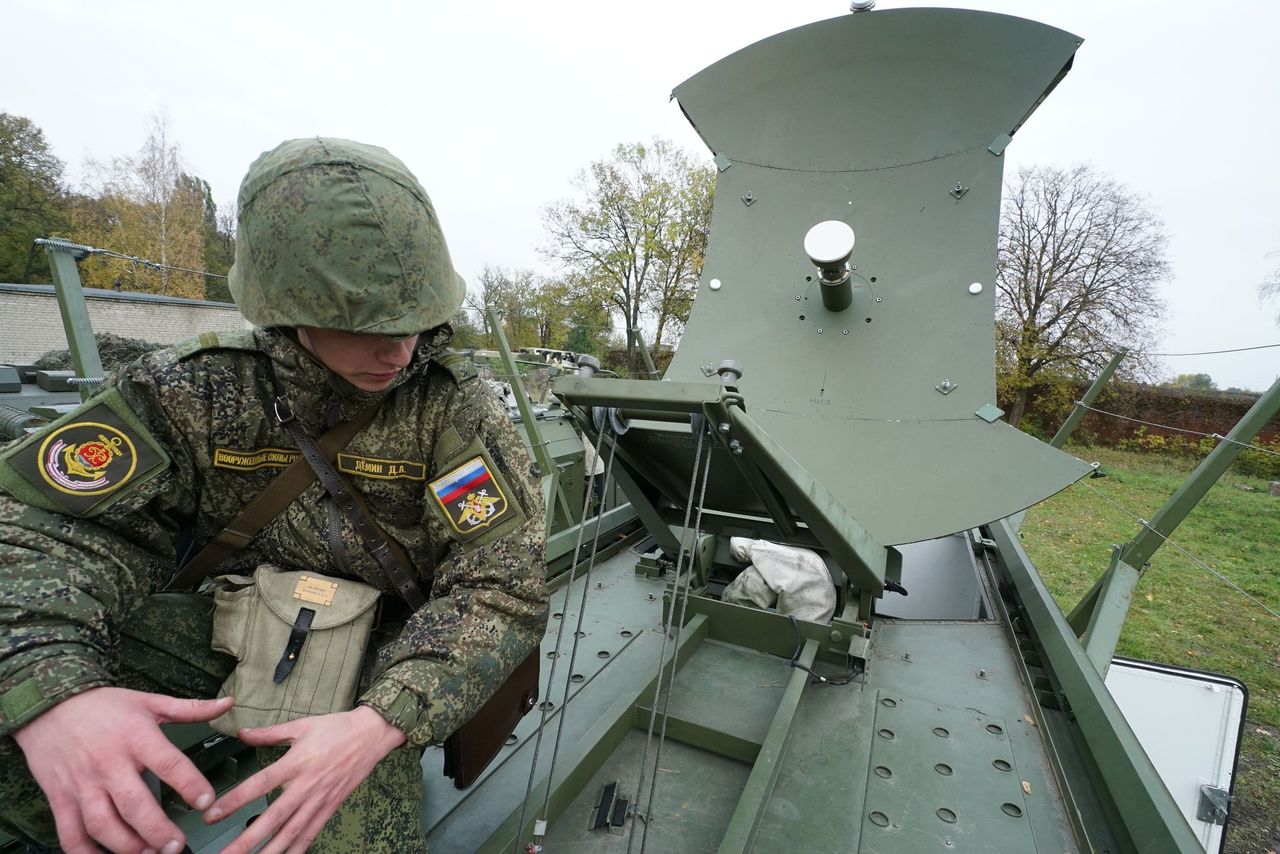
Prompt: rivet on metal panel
<box><xmin>817</xmin><ymin>328</ymin><xmax>823</xmax><ymax>334</ymax></box>
<box><xmin>795</xmin><ymin>295</ymin><xmax>802</xmax><ymax>301</ymax></box>
<box><xmin>709</xmin><ymin>278</ymin><xmax>722</xmax><ymax>291</ymax></box>
<box><xmin>977</xmin><ymin>669</ymin><xmax>989</xmax><ymax>680</ymax></box>
<box><xmin>842</xmin><ymin>329</ymin><xmax>849</xmax><ymax>335</ymax></box>
<box><xmin>875</xmin><ymin>296</ymin><xmax>883</xmax><ymax>303</ymax></box>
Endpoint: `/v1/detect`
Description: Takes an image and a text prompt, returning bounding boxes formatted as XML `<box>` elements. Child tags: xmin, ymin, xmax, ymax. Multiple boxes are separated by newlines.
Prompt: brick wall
<box><xmin>1012</xmin><ymin>381</ymin><xmax>1280</xmax><ymax>444</ymax></box>
<box><xmin>0</xmin><ymin>284</ymin><xmax>250</xmax><ymax>364</ymax></box>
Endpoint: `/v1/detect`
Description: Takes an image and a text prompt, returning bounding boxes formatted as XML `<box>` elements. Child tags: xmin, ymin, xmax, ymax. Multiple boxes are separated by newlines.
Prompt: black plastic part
<box><xmin>592</xmin><ymin>781</ymin><xmax>618</xmax><ymax>830</ymax></box>
<box><xmin>611</xmin><ymin>797</ymin><xmax>630</xmax><ymax>827</ymax></box>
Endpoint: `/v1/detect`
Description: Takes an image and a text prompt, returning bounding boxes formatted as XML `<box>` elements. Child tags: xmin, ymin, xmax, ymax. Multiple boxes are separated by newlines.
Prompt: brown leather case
<box><xmin>442</xmin><ymin>648</ymin><xmax>540</xmax><ymax>789</ymax></box>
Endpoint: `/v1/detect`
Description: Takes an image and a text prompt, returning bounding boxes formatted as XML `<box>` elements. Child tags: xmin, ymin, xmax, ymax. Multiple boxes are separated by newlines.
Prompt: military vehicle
<box><xmin>3</xmin><ymin>6</ymin><xmax>1278</xmax><ymax>854</ymax></box>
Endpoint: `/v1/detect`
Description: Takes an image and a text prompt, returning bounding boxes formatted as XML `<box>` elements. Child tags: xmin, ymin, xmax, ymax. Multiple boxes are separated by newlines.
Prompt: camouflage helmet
<box><xmin>228</xmin><ymin>137</ymin><xmax>465</xmax><ymax>335</ymax></box>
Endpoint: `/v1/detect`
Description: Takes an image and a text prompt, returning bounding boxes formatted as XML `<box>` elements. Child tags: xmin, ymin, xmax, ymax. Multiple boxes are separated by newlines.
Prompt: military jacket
<box><xmin>0</xmin><ymin>327</ymin><xmax>547</xmax><ymax>746</ymax></box>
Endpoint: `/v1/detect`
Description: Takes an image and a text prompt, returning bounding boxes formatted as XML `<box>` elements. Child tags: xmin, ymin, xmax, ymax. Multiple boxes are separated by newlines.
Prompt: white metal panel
<box><xmin>1106</xmin><ymin>659</ymin><xmax>1246</xmax><ymax>853</ymax></box>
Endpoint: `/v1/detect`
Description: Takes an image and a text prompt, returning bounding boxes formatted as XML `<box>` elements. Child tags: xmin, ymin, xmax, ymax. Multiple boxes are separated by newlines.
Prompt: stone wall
<box><xmin>0</xmin><ymin>284</ymin><xmax>249</xmax><ymax>364</ymax></box>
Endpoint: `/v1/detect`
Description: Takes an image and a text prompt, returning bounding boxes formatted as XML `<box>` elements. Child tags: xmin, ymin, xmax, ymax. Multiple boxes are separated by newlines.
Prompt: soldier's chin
<box><xmin>353</xmin><ymin>371</ymin><xmax>400</xmax><ymax>391</ymax></box>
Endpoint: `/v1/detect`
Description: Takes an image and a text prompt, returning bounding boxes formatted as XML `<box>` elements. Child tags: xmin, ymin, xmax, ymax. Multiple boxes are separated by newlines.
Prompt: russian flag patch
<box><xmin>429</xmin><ymin>454</ymin><xmax>510</xmax><ymax>535</ymax></box>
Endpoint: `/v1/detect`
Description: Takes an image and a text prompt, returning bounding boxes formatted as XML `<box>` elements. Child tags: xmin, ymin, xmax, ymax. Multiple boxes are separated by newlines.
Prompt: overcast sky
<box><xmin>6</xmin><ymin>0</ymin><xmax>1278</xmax><ymax>391</ymax></box>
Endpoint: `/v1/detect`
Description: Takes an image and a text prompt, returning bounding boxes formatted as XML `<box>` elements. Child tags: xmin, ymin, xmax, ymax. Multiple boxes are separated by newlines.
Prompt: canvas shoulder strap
<box><xmin>166</xmin><ymin>400</ymin><xmax>383</xmax><ymax>591</ymax></box>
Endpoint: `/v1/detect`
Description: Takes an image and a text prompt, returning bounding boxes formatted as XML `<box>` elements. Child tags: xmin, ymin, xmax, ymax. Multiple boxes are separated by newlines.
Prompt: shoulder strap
<box><xmin>165</xmin><ymin>400</ymin><xmax>382</xmax><ymax>591</ymax></box>
<box><xmin>274</xmin><ymin>397</ymin><xmax>429</xmax><ymax>610</ymax></box>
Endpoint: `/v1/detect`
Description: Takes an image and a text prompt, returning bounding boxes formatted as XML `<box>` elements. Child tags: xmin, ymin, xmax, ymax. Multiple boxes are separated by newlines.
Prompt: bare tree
<box><xmin>541</xmin><ymin>139</ymin><xmax>714</xmax><ymax>373</ymax></box>
<box><xmin>1261</xmin><ymin>249</ymin><xmax>1280</xmax><ymax>324</ymax></box>
<box><xmin>997</xmin><ymin>164</ymin><xmax>1169</xmax><ymax>427</ymax></box>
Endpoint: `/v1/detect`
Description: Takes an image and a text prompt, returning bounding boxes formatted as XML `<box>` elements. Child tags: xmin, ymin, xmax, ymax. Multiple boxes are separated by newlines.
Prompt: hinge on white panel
<box><xmin>1196</xmin><ymin>784</ymin><xmax>1230</xmax><ymax>825</ymax></box>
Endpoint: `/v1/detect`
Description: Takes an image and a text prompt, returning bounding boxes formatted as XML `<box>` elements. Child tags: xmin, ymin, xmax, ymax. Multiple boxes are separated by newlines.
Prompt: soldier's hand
<box><xmin>204</xmin><ymin>705</ymin><xmax>407</xmax><ymax>854</ymax></box>
<box><xmin>12</xmin><ymin>686</ymin><xmax>235</xmax><ymax>854</ymax></box>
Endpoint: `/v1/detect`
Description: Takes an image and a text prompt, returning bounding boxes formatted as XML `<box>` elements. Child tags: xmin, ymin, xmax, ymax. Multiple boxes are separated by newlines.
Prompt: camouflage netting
<box><xmin>33</xmin><ymin>333</ymin><xmax>165</xmax><ymax>374</ymax></box>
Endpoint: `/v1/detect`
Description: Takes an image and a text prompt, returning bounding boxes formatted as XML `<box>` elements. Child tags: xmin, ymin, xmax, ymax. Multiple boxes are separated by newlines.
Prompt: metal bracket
<box><xmin>741</xmin><ymin>191</ymin><xmax>757</xmax><ymax>206</ymax></box>
<box><xmin>1196</xmin><ymin>784</ymin><xmax>1230</xmax><ymax>825</ymax></box>
<box><xmin>975</xmin><ymin>403</ymin><xmax>1004</xmax><ymax>423</ymax></box>
<box><xmin>936</xmin><ymin>379</ymin><xmax>958</xmax><ymax>395</ymax></box>
<box><xmin>714</xmin><ymin>152</ymin><xmax>732</xmax><ymax>172</ymax></box>
<box><xmin>949</xmin><ymin>182</ymin><xmax>969</xmax><ymax>200</ymax></box>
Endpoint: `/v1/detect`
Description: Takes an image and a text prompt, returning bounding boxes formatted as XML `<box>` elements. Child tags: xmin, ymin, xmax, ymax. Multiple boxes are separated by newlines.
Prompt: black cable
<box><xmin>787</xmin><ymin>615</ymin><xmax>858</xmax><ymax>686</ymax></box>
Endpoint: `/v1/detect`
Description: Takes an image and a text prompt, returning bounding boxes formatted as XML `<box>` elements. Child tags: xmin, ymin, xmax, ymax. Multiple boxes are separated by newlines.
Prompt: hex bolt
<box><xmin>728</xmin><ymin>439</ymin><xmax>744</xmax><ymax>455</ymax></box>
<box><xmin>817</xmin><ymin>328</ymin><xmax>823</xmax><ymax>334</ymax></box>
<box><xmin>718</xmin><ymin>422</ymin><xmax>731</xmax><ymax>433</ymax></box>
<box><xmin>842</xmin><ymin>329</ymin><xmax>849</xmax><ymax>335</ymax></box>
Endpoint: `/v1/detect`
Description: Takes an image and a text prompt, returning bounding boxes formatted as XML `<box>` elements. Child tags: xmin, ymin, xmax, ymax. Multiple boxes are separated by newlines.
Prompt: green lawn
<box><xmin>1021</xmin><ymin>446</ymin><xmax>1279</xmax><ymax>853</ymax></box>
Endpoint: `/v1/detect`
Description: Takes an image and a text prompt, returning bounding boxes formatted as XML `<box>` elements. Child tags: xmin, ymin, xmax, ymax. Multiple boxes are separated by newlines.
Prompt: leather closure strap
<box><xmin>273</xmin><ymin>607</ymin><xmax>316</xmax><ymax>683</ymax></box>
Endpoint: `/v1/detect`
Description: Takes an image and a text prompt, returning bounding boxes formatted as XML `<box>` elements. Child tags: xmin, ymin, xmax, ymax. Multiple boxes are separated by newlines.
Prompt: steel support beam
<box><xmin>1050</xmin><ymin>349</ymin><xmax>1128</xmax><ymax>448</ymax></box>
<box><xmin>718</xmin><ymin>640</ymin><xmax>815</xmax><ymax>853</ymax></box>
<box><xmin>988</xmin><ymin>520</ymin><xmax>1202</xmax><ymax>854</ymax></box>
<box><xmin>487</xmin><ymin>309</ymin><xmax>571</xmax><ymax>532</ymax></box>
<box><xmin>1069</xmin><ymin>376</ymin><xmax>1280</xmax><ymax>630</ymax></box>
<box><xmin>1078</xmin><ymin>546</ymin><xmax>1142</xmax><ymax>676</ymax></box>
<box><xmin>43</xmin><ymin>241</ymin><xmax>104</xmax><ymax>401</ymax></box>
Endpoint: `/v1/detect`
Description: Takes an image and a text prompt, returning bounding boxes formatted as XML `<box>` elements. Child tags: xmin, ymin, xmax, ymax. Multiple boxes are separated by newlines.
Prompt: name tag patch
<box><xmin>337</xmin><ymin>454</ymin><xmax>426</xmax><ymax>481</ymax></box>
<box><xmin>213</xmin><ymin>447</ymin><xmax>300</xmax><ymax>471</ymax></box>
<box><xmin>429</xmin><ymin>455</ymin><xmax>510</xmax><ymax>535</ymax></box>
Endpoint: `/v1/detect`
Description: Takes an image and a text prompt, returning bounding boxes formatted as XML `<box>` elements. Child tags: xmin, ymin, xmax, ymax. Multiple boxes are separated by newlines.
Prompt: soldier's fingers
<box><xmin>204</xmin><ymin>756</ymin><xmax>293</xmax><ymax>824</ymax></box>
<box><xmin>262</xmin><ymin>798</ymin><xmax>328</xmax><ymax>854</ymax></box>
<box><xmin>134</xmin><ymin>730</ymin><xmax>216</xmax><ymax>811</ymax></box>
<box><xmin>105</xmin><ymin>771</ymin><xmax>188</xmax><ymax>854</ymax></box>
<box><xmin>145</xmin><ymin>693</ymin><xmax>235</xmax><ymax>724</ymax></box>
<box><xmin>234</xmin><ymin>718</ymin><xmax>302</xmax><ymax>746</ymax></box>
<box><xmin>217</xmin><ymin>786</ymin><xmax>309</xmax><ymax>854</ymax></box>
<box><xmin>70</xmin><ymin>788</ymin><xmax>151</xmax><ymax>854</ymax></box>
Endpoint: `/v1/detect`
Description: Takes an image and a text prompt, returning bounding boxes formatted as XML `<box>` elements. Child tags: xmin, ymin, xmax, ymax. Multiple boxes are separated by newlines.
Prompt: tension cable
<box><xmin>1074</xmin><ymin>403</ymin><xmax>1280</xmax><ymax>458</ymax></box>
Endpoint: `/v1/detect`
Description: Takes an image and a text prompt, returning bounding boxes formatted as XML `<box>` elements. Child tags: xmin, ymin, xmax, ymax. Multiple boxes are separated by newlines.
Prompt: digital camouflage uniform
<box><xmin>0</xmin><ymin>138</ymin><xmax>548</xmax><ymax>851</ymax></box>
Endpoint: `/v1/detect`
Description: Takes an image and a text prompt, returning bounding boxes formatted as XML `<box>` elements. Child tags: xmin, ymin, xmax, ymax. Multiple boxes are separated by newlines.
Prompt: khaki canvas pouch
<box><xmin>207</xmin><ymin>564</ymin><xmax>381</xmax><ymax>736</ymax></box>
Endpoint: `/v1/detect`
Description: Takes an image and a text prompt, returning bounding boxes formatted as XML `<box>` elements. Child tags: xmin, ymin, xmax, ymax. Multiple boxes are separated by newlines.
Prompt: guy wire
<box><xmin>625</xmin><ymin>422</ymin><xmax>709</xmax><ymax>854</ymax></box>
<box><xmin>515</xmin><ymin>417</ymin><xmax>613</xmax><ymax>851</ymax></box>
<box><xmin>539</xmin><ymin>426</ymin><xmax>622</xmax><ymax>820</ymax></box>
<box><xmin>1075</xmin><ymin>403</ymin><xmax>1280</xmax><ymax>457</ymax></box>
<box><xmin>639</xmin><ymin>434</ymin><xmax>714</xmax><ymax>854</ymax></box>
<box><xmin>1080</xmin><ymin>481</ymin><xmax>1280</xmax><ymax>620</ymax></box>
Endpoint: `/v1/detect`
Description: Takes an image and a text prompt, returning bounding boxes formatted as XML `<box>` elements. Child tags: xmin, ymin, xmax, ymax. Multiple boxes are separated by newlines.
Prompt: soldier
<box><xmin>0</xmin><ymin>138</ymin><xmax>548</xmax><ymax>853</ymax></box>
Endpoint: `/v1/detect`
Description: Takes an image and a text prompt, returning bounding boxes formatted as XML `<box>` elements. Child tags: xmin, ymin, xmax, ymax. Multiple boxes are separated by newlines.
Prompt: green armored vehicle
<box><xmin>4</xmin><ymin>7</ymin><xmax>1278</xmax><ymax>854</ymax></box>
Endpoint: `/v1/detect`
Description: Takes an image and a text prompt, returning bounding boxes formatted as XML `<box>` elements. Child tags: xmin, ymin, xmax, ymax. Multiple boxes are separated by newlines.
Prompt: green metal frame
<box><xmin>986</xmin><ymin>519</ymin><xmax>1203</xmax><ymax>854</ymax></box>
<box><xmin>486</xmin><ymin>309</ymin><xmax>575</xmax><ymax>532</ymax></box>
<box><xmin>1050</xmin><ymin>349</ymin><xmax>1128</xmax><ymax>448</ymax></box>
<box><xmin>41</xmin><ymin>240</ymin><xmax>105</xmax><ymax>401</ymax></box>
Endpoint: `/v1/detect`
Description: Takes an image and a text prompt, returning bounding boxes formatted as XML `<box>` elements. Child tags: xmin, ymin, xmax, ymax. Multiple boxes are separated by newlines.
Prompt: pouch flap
<box><xmin>253</xmin><ymin>566</ymin><xmax>381</xmax><ymax>630</ymax></box>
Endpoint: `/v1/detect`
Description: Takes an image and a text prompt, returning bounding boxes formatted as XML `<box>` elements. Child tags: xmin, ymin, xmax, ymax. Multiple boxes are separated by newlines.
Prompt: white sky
<box><xmin>6</xmin><ymin>0</ymin><xmax>1278</xmax><ymax>391</ymax></box>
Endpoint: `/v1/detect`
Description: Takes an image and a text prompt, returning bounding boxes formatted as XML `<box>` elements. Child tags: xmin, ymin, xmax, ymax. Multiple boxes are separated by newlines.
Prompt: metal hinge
<box><xmin>1196</xmin><ymin>784</ymin><xmax>1230</xmax><ymax>825</ymax></box>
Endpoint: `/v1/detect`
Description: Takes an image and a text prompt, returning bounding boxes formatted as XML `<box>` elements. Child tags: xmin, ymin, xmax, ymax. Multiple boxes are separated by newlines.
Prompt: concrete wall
<box><xmin>0</xmin><ymin>284</ymin><xmax>250</xmax><ymax>364</ymax></box>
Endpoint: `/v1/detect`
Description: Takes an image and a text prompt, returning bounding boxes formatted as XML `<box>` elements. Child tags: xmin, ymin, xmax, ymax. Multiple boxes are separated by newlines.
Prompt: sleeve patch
<box><xmin>0</xmin><ymin>388</ymin><xmax>170</xmax><ymax>517</ymax></box>
<box><xmin>427</xmin><ymin>439</ymin><xmax>526</xmax><ymax>546</ymax></box>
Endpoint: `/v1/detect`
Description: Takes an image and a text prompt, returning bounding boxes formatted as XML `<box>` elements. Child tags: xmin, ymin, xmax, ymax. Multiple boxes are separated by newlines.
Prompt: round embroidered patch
<box><xmin>37</xmin><ymin>420</ymin><xmax>139</xmax><ymax>496</ymax></box>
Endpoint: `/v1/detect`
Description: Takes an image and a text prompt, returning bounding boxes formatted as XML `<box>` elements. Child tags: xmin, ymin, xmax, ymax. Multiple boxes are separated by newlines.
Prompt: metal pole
<box><xmin>42</xmin><ymin>241</ymin><xmax>105</xmax><ymax>402</ymax></box>
<box><xmin>486</xmin><ymin>310</ymin><xmax>568</xmax><ymax>532</ymax></box>
<box><xmin>1050</xmin><ymin>349</ymin><xmax>1127</xmax><ymax>448</ymax></box>
<box><xmin>631</xmin><ymin>329</ymin><xmax>659</xmax><ymax>379</ymax></box>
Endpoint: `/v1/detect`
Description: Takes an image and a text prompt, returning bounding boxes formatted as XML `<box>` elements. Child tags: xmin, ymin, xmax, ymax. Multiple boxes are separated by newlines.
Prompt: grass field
<box><xmin>1020</xmin><ymin>445</ymin><xmax>1279</xmax><ymax>853</ymax></box>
